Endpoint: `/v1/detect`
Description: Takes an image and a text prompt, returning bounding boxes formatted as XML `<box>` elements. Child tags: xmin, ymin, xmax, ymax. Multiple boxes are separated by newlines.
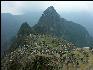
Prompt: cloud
<box><xmin>1</xmin><ymin>1</ymin><xmax>93</xmax><ymax>15</ymax></box>
<box><xmin>1</xmin><ymin>1</ymin><xmax>24</xmax><ymax>15</ymax></box>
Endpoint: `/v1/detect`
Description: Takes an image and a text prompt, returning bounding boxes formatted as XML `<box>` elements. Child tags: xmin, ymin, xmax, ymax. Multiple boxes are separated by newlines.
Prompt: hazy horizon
<box><xmin>1</xmin><ymin>1</ymin><xmax>93</xmax><ymax>15</ymax></box>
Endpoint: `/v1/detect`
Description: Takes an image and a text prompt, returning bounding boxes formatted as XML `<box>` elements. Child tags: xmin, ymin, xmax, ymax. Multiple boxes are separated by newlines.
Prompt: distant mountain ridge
<box><xmin>1</xmin><ymin>13</ymin><xmax>20</xmax><ymax>57</ymax></box>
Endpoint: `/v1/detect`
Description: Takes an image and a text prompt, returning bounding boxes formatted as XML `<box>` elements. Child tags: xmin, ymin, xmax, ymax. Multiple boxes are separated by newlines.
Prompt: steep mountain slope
<box><xmin>61</xmin><ymin>12</ymin><xmax>93</xmax><ymax>37</ymax></box>
<box><xmin>17</xmin><ymin>22</ymin><xmax>34</xmax><ymax>36</ymax></box>
<box><xmin>1</xmin><ymin>13</ymin><xmax>20</xmax><ymax>57</ymax></box>
<box><xmin>15</xmin><ymin>12</ymin><xmax>41</xmax><ymax>27</ymax></box>
<box><xmin>33</xmin><ymin>6</ymin><xmax>93</xmax><ymax>47</ymax></box>
<box><xmin>1</xmin><ymin>13</ymin><xmax>40</xmax><ymax>57</ymax></box>
<box><xmin>2</xmin><ymin>33</ymin><xmax>93</xmax><ymax>70</ymax></box>
<box><xmin>2</xmin><ymin>22</ymin><xmax>93</xmax><ymax>70</ymax></box>
<box><xmin>1</xmin><ymin>13</ymin><xmax>20</xmax><ymax>41</ymax></box>
<box><xmin>5</xmin><ymin>22</ymin><xmax>34</xmax><ymax>54</ymax></box>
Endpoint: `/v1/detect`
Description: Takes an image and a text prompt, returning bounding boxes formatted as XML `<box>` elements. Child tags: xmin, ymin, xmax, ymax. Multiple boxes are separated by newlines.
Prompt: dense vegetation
<box><xmin>1</xmin><ymin>32</ymin><xmax>93</xmax><ymax>70</ymax></box>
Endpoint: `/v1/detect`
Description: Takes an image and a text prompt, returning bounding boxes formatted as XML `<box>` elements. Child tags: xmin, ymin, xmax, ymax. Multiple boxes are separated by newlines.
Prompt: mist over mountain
<box><xmin>60</xmin><ymin>12</ymin><xmax>93</xmax><ymax>37</ymax></box>
<box><xmin>1</xmin><ymin>11</ymin><xmax>93</xmax><ymax>37</ymax></box>
<box><xmin>1</xmin><ymin>13</ymin><xmax>20</xmax><ymax>56</ymax></box>
<box><xmin>1</xmin><ymin>12</ymin><xmax>41</xmax><ymax>56</ymax></box>
<box><xmin>5</xmin><ymin>22</ymin><xmax>35</xmax><ymax>54</ymax></box>
<box><xmin>15</xmin><ymin>12</ymin><xmax>42</xmax><ymax>27</ymax></box>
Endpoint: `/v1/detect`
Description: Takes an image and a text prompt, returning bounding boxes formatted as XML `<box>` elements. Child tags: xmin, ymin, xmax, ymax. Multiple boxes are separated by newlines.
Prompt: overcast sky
<box><xmin>1</xmin><ymin>1</ymin><xmax>93</xmax><ymax>15</ymax></box>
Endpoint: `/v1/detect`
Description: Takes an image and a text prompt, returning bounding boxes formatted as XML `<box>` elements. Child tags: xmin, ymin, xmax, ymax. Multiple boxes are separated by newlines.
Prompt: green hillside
<box><xmin>1</xmin><ymin>33</ymin><xmax>93</xmax><ymax>70</ymax></box>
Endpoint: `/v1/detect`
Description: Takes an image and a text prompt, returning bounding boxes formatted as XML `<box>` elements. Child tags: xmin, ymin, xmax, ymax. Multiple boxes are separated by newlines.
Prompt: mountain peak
<box><xmin>47</xmin><ymin>6</ymin><xmax>55</xmax><ymax>10</ymax></box>
<box><xmin>43</xmin><ymin>6</ymin><xmax>59</xmax><ymax>17</ymax></box>
<box><xmin>44</xmin><ymin>6</ymin><xmax>56</xmax><ymax>13</ymax></box>
<box><xmin>17</xmin><ymin>22</ymin><xmax>32</xmax><ymax>36</ymax></box>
